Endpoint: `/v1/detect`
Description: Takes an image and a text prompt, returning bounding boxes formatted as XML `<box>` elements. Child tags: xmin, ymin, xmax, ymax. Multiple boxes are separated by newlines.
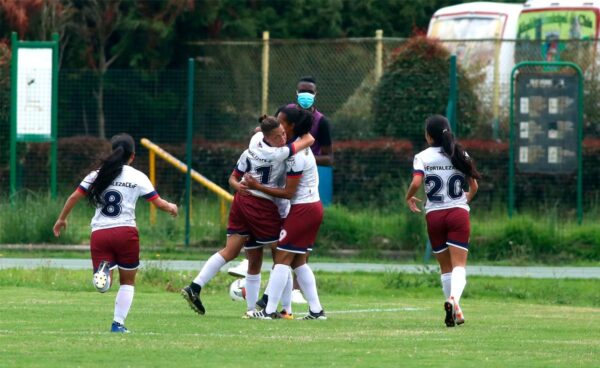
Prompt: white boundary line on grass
<box><xmin>306</xmin><ymin>307</ymin><xmax>427</xmax><ymax>315</ymax></box>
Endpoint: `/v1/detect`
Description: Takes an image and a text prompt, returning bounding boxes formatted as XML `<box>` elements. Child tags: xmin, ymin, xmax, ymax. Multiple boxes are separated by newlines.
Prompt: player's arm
<box><xmin>465</xmin><ymin>177</ymin><xmax>478</xmax><ymax>203</ymax></box>
<box><xmin>151</xmin><ymin>196</ymin><xmax>178</xmax><ymax>217</ymax></box>
<box><xmin>291</xmin><ymin>133</ymin><xmax>315</xmax><ymax>153</ymax></box>
<box><xmin>405</xmin><ymin>174</ymin><xmax>424</xmax><ymax>213</ymax></box>
<box><xmin>315</xmin><ymin>144</ymin><xmax>333</xmax><ymax>166</ymax></box>
<box><xmin>315</xmin><ymin>117</ymin><xmax>333</xmax><ymax>166</ymax></box>
<box><xmin>229</xmin><ymin>171</ymin><xmax>250</xmax><ymax>196</ymax></box>
<box><xmin>53</xmin><ymin>190</ymin><xmax>86</xmax><ymax>237</ymax></box>
<box><xmin>243</xmin><ymin>173</ymin><xmax>300</xmax><ymax>200</ymax></box>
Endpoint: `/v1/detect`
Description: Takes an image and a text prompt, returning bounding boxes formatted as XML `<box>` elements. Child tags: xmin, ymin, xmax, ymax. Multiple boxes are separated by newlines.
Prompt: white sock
<box><xmin>193</xmin><ymin>253</ymin><xmax>226</xmax><ymax>287</ymax></box>
<box><xmin>280</xmin><ymin>270</ymin><xmax>293</xmax><ymax>314</ymax></box>
<box><xmin>113</xmin><ymin>285</ymin><xmax>134</xmax><ymax>325</ymax></box>
<box><xmin>265</xmin><ymin>264</ymin><xmax>290</xmax><ymax>314</ymax></box>
<box><xmin>245</xmin><ymin>273</ymin><xmax>261</xmax><ymax>311</ymax></box>
<box><xmin>441</xmin><ymin>272</ymin><xmax>452</xmax><ymax>299</ymax></box>
<box><xmin>450</xmin><ymin>266</ymin><xmax>467</xmax><ymax>304</ymax></box>
<box><xmin>263</xmin><ymin>269</ymin><xmax>273</xmax><ymax>297</ymax></box>
<box><xmin>294</xmin><ymin>264</ymin><xmax>322</xmax><ymax>313</ymax></box>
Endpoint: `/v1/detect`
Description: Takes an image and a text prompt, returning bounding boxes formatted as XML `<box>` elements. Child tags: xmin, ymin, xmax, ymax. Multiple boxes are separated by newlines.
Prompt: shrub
<box><xmin>372</xmin><ymin>35</ymin><xmax>481</xmax><ymax>143</ymax></box>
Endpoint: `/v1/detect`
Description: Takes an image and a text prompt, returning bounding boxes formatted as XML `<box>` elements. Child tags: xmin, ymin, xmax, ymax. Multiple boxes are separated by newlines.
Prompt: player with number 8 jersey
<box><xmin>53</xmin><ymin>133</ymin><xmax>178</xmax><ymax>333</ymax></box>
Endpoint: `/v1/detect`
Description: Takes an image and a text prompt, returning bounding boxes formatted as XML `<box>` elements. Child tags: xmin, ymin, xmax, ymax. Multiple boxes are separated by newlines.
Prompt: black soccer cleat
<box><xmin>255</xmin><ymin>294</ymin><xmax>268</xmax><ymax>311</ymax></box>
<box><xmin>181</xmin><ymin>285</ymin><xmax>205</xmax><ymax>315</ymax></box>
<box><xmin>300</xmin><ymin>309</ymin><xmax>327</xmax><ymax>320</ymax></box>
<box><xmin>444</xmin><ymin>301</ymin><xmax>456</xmax><ymax>327</ymax></box>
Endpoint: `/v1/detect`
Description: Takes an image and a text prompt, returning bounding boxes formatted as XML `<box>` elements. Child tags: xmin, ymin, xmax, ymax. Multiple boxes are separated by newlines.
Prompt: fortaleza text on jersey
<box><xmin>425</xmin><ymin>165</ymin><xmax>455</xmax><ymax>171</ymax></box>
<box><xmin>112</xmin><ymin>181</ymin><xmax>138</xmax><ymax>189</ymax></box>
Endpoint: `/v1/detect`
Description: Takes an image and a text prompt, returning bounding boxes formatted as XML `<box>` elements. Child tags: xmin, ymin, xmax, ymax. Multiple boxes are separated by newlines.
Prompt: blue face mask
<box><xmin>297</xmin><ymin>92</ymin><xmax>315</xmax><ymax>109</ymax></box>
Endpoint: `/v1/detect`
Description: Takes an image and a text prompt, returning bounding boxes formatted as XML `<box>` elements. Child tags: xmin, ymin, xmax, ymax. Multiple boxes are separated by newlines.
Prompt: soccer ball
<box><xmin>93</xmin><ymin>261</ymin><xmax>111</xmax><ymax>293</ymax></box>
<box><xmin>229</xmin><ymin>278</ymin><xmax>246</xmax><ymax>301</ymax></box>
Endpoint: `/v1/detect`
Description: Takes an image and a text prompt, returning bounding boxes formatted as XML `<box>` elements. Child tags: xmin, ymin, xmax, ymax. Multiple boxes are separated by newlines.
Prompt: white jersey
<box><xmin>286</xmin><ymin>146</ymin><xmax>320</xmax><ymax>205</ymax></box>
<box><xmin>413</xmin><ymin>147</ymin><xmax>469</xmax><ymax>214</ymax></box>
<box><xmin>235</xmin><ymin>132</ymin><xmax>295</xmax><ymax>201</ymax></box>
<box><xmin>78</xmin><ymin>165</ymin><xmax>158</xmax><ymax>231</ymax></box>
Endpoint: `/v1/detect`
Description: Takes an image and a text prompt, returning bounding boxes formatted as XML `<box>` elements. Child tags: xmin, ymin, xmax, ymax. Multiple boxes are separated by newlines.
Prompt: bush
<box><xmin>372</xmin><ymin>36</ymin><xmax>481</xmax><ymax>143</ymax></box>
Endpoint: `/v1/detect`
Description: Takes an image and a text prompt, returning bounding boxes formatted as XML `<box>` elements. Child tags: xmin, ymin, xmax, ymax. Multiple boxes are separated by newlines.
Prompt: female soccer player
<box><xmin>405</xmin><ymin>115</ymin><xmax>480</xmax><ymax>327</ymax></box>
<box><xmin>53</xmin><ymin>133</ymin><xmax>178</xmax><ymax>333</ymax></box>
<box><xmin>244</xmin><ymin>107</ymin><xmax>326</xmax><ymax>320</ymax></box>
<box><xmin>181</xmin><ymin>115</ymin><xmax>314</xmax><ymax>316</ymax></box>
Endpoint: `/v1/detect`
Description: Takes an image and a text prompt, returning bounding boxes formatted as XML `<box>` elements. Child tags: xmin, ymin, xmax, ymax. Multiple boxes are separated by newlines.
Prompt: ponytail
<box><xmin>88</xmin><ymin>133</ymin><xmax>135</xmax><ymax>206</ymax></box>
<box><xmin>425</xmin><ymin>115</ymin><xmax>481</xmax><ymax>180</ymax></box>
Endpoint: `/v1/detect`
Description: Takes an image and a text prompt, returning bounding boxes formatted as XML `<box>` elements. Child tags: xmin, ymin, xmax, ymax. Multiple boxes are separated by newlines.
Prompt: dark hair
<box><xmin>298</xmin><ymin>76</ymin><xmax>316</xmax><ymax>85</ymax></box>
<box><xmin>258</xmin><ymin>114</ymin><xmax>280</xmax><ymax>135</ymax></box>
<box><xmin>88</xmin><ymin>133</ymin><xmax>135</xmax><ymax>206</ymax></box>
<box><xmin>425</xmin><ymin>115</ymin><xmax>481</xmax><ymax>180</ymax></box>
<box><xmin>279</xmin><ymin>107</ymin><xmax>313</xmax><ymax>137</ymax></box>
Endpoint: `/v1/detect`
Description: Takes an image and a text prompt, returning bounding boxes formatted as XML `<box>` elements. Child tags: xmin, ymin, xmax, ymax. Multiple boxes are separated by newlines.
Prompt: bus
<box><xmin>428</xmin><ymin>2</ymin><xmax>523</xmax><ymax>126</ymax></box>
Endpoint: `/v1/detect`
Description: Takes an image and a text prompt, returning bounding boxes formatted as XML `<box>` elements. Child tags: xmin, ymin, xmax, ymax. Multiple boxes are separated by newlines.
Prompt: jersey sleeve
<box><xmin>413</xmin><ymin>155</ymin><xmax>425</xmax><ymax>176</ymax></box>
<box><xmin>233</xmin><ymin>150</ymin><xmax>250</xmax><ymax>177</ymax></box>
<box><xmin>77</xmin><ymin>171</ymin><xmax>97</xmax><ymax>194</ymax></box>
<box><xmin>138</xmin><ymin>172</ymin><xmax>159</xmax><ymax>201</ymax></box>
<box><xmin>286</xmin><ymin>153</ymin><xmax>305</xmax><ymax>178</ymax></box>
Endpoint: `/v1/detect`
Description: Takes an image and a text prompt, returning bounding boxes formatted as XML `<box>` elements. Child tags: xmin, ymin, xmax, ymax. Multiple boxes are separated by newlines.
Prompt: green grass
<box><xmin>3</xmin><ymin>193</ymin><xmax>600</xmax><ymax>263</ymax></box>
<box><xmin>1</xmin><ymin>269</ymin><xmax>599</xmax><ymax>367</ymax></box>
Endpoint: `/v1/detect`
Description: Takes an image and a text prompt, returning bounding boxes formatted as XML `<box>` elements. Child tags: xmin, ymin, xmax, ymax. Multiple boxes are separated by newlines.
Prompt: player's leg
<box><xmin>182</xmin><ymin>234</ymin><xmax>247</xmax><ymax>315</ymax></box>
<box><xmin>427</xmin><ymin>210</ymin><xmax>456</xmax><ymax>327</ymax></box>
<box><xmin>244</xmin><ymin>241</ymin><xmax>267</xmax><ymax>313</ymax></box>
<box><xmin>111</xmin><ymin>227</ymin><xmax>140</xmax><ymax>333</ymax></box>
<box><xmin>90</xmin><ymin>228</ymin><xmax>117</xmax><ymax>293</ymax></box>
<box><xmin>446</xmin><ymin>208</ymin><xmax>471</xmax><ymax>325</ymax></box>
<box><xmin>250</xmin><ymin>250</ymin><xmax>295</xmax><ymax>318</ymax></box>
<box><xmin>292</xmin><ymin>255</ymin><xmax>326</xmax><ymax>320</ymax></box>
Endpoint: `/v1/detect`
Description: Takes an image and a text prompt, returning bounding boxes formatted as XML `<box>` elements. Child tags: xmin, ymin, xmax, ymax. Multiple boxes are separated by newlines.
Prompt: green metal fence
<box><xmin>2</xmin><ymin>36</ymin><xmax>600</xmax><ymax>257</ymax></box>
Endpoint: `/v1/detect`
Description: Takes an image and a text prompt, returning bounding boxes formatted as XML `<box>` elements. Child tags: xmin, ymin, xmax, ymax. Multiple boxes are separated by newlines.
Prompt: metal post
<box><xmin>375</xmin><ymin>29</ymin><xmax>383</xmax><ymax>82</ymax></box>
<box><xmin>446</xmin><ymin>55</ymin><xmax>457</xmax><ymax>133</ymax></box>
<box><xmin>508</xmin><ymin>67</ymin><xmax>516</xmax><ymax>218</ymax></box>
<box><xmin>577</xmin><ymin>69</ymin><xmax>584</xmax><ymax>224</ymax></box>
<box><xmin>185</xmin><ymin>58</ymin><xmax>195</xmax><ymax>247</ymax></box>
<box><xmin>9</xmin><ymin>32</ymin><xmax>17</xmax><ymax>199</ymax></box>
<box><xmin>50</xmin><ymin>33</ymin><xmax>58</xmax><ymax>199</ymax></box>
<box><xmin>149</xmin><ymin>150</ymin><xmax>156</xmax><ymax>225</ymax></box>
<box><xmin>261</xmin><ymin>31</ymin><xmax>270</xmax><ymax>115</ymax></box>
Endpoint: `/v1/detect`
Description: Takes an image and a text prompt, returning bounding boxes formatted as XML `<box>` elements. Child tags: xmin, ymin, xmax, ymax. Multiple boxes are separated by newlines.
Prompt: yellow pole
<box><xmin>262</xmin><ymin>31</ymin><xmax>270</xmax><ymax>115</ymax></box>
<box><xmin>149</xmin><ymin>150</ymin><xmax>156</xmax><ymax>225</ymax></box>
<box><xmin>375</xmin><ymin>29</ymin><xmax>383</xmax><ymax>82</ymax></box>
<box><xmin>140</xmin><ymin>138</ymin><xmax>233</xmax><ymax>203</ymax></box>
<box><xmin>220</xmin><ymin>197</ymin><xmax>227</xmax><ymax>228</ymax></box>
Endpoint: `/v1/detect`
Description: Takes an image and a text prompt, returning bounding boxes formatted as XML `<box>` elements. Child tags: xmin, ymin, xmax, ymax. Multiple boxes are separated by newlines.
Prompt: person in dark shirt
<box><xmin>283</xmin><ymin>76</ymin><xmax>333</xmax><ymax>166</ymax></box>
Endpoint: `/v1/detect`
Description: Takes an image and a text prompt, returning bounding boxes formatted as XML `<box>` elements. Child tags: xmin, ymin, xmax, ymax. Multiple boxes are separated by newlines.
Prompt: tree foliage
<box><xmin>372</xmin><ymin>36</ymin><xmax>480</xmax><ymax>143</ymax></box>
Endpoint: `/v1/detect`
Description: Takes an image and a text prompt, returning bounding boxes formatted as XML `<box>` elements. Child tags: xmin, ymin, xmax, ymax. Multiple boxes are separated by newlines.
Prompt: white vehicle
<box><xmin>428</xmin><ymin>2</ymin><xmax>523</xmax><ymax>122</ymax></box>
<box><xmin>518</xmin><ymin>0</ymin><xmax>600</xmax><ymax>68</ymax></box>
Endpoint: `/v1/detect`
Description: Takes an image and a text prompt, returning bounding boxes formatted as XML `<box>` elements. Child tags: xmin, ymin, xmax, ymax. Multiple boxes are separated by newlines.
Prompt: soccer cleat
<box><xmin>300</xmin><ymin>309</ymin><xmax>327</xmax><ymax>320</ymax></box>
<box><xmin>181</xmin><ymin>285</ymin><xmax>206</xmax><ymax>315</ymax></box>
<box><xmin>110</xmin><ymin>321</ymin><xmax>130</xmax><ymax>333</ymax></box>
<box><xmin>247</xmin><ymin>309</ymin><xmax>280</xmax><ymax>320</ymax></box>
<box><xmin>255</xmin><ymin>294</ymin><xmax>268</xmax><ymax>311</ymax></box>
<box><xmin>93</xmin><ymin>261</ymin><xmax>111</xmax><ymax>293</ymax></box>
<box><xmin>280</xmin><ymin>310</ymin><xmax>294</xmax><ymax>320</ymax></box>
<box><xmin>227</xmin><ymin>259</ymin><xmax>248</xmax><ymax>278</ymax></box>
<box><xmin>444</xmin><ymin>298</ymin><xmax>456</xmax><ymax>327</ymax></box>
<box><xmin>291</xmin><ymin>289</ymin><xmax>307</xmax><ymax>304</ymax></box>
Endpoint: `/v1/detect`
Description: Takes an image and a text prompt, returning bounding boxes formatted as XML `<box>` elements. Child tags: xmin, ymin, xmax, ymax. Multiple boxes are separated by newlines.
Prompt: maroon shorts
<box><xmin>90</xmin><ymin>226</ymin><xmax>140</xmax><ymax>271</ymax></box>
<box><xmin>425</xmin><ymin>207</ymin><xmax>470</xmax><ymax>254</ymax></box>
<box><xmin>227</xmin><ymin>193</ymin><xmax>281</xmax><ymax>244</ymax></box>
<box><xmin>277</xmin><ymin>202</ymin><xmax>324</xmax><ymax>254</ymax></box>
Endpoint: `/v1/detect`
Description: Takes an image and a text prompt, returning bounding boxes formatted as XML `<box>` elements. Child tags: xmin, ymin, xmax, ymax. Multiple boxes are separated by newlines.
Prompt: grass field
<box><xmin>1</xmin><ymin>269</ymin><xmax>599</xmax><ymax>367</ymax></box>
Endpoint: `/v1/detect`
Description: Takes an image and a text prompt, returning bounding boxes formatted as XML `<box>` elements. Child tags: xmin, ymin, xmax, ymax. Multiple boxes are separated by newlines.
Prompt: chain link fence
<box><xmin>2</xmin><ymin>36</ymin><xmax>600</xmax><ymax>257</ymax></box>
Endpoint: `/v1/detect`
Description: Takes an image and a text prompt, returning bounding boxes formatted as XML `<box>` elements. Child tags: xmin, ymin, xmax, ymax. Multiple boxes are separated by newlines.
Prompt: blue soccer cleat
<box><xmin>111</xmin><ymin>321</ymin><xmax>130</xmax><ymax>333</ymax></box>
